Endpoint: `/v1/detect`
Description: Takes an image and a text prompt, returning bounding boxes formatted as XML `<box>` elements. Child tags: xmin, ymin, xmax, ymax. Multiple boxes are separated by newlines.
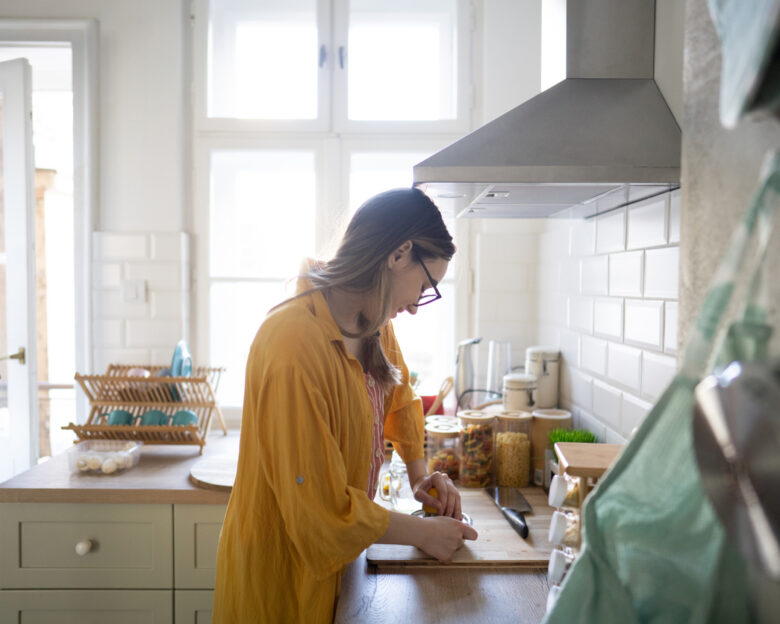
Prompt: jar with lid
<box><xmin>548</xmin><ymin>473</ymin><xmax>583</xmax><ymax>509</ymax></box>
<box><xmin>547</xmin><ymin>546</ymin><xmax>576</xmax><ymax>585</ymax></box>
<box><xmin>425</xmin><ymin>421</ymin><xmax>460</xmax><ymax>481</ymax></box>
<box><xmin>525</xmin><ymin>346</ymin><xmax>560</xmax><ymax>409</ymax></box>
<box><xmin>494</xmin><ymin>411</ymin><xmax>532</xmax><ymax>487</ymax></box>
<box><xmin>548</xmin><ymin>509</ymin><xmax>581</xmax><ymax>550</ymax></box>
<box><xmin>502</xmin><ymin>373</ymin><xmax>537</xmax><ymax>412</ymax></box>
<box><xmin>457</xmin><ymin>411</ymin><xmax>494</xmax><ymax>487</ymax></box>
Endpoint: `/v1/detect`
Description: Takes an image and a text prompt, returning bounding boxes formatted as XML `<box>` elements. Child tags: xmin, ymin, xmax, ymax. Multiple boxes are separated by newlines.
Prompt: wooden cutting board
<box><xmin>366</xmin><ymin>486</ymin><xmax>554</xmax><ymax>568</ymax></box>
<box><xmin>189</xmin><ymin>454</ymin><xmax>237</xmax><ymax>491</ymax></box>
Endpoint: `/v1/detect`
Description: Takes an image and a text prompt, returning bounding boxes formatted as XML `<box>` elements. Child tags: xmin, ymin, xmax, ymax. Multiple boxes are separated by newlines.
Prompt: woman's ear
<box><xmin>387</xmin><ymin>240</ymin><xmax>413</xmax><ymax>269</ymax></box>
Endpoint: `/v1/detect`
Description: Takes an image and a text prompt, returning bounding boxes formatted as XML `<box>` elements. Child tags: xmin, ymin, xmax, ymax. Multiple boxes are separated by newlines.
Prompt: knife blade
<box><xmin>485</xmin><ymin>486</ymin><xmax>532</xmax><ymax>539</ymax></box>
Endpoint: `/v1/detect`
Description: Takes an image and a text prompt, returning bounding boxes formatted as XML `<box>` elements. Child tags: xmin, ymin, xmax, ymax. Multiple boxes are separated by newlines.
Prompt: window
<box><xmin>194</xmin><ymin>1</ymin><xmax>472</xmax><ymax>420</ymax></box>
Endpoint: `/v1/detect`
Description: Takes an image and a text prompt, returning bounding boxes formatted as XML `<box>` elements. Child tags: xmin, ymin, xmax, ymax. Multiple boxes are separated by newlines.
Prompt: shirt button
<box><xmin>296</xmin><ymin>475</ymin><xmax>304</xmax><ymax>485</ymax></box>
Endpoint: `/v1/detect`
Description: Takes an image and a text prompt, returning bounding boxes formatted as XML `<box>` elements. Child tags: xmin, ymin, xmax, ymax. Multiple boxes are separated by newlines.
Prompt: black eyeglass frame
<box><xmin>411</xmin><ymin>250</ymin><xmax>442</xmax><ymax>307</ymax></box>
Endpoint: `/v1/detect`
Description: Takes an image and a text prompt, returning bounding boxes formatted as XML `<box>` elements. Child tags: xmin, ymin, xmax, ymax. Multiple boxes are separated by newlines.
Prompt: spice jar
<box><xmin>547</xmin><ymin>547</ymin><xmax>576</xmax><ymax>585</ymax></box>
<box><xmin>548</xmin><ymin>509</ymin><xmax>581</xmax><ymax>550</ymax></box>
<box><xmin>457</xmin><ymin>411</ymin><xmax>494</xmax><ymax>487</ymax></box>
<box><xmin>425</xmin><ymin>421</ymin><xmax>461</xmax><ymax>481</ymax></box>
<box><xmin>548</xmin><ymin>473</ymin><xmax>582</xmax><ymax>509</ymax></box>
<box><xmin>502</xmin><ymin>373</ymin><xmax>537</xmax><ymax>411</ymax></box>
<box><xmin>525</xmin><ymin>346</ymin><xmax>560</xmax><ymax>409</ymax></box>
<box><xmin>495</xmin><ymin>411</ymin><xmax>532</xmax><ymax>487</ymax></box>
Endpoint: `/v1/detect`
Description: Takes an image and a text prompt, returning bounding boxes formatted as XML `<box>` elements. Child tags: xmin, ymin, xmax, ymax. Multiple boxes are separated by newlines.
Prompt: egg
<box><xmin>77</xmin><ymin>458</ymin><xmax>89</xmax><ymax>471</ymax></box>
<box><xmin>86</xmin><ymin>456</ymin><xmax>102</xmax><ymax>470</ymax></box>
<box><xmin>101</xmin><ymin>458</ymin><xmax>118</xmax><ymax>474</ymax></box>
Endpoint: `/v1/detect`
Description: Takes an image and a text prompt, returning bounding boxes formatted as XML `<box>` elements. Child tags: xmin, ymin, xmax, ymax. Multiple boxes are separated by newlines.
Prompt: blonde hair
<box><xmin>309</xmin><ymin>188</ymin><xmax>455</xmax><ymax>393</ymax></box>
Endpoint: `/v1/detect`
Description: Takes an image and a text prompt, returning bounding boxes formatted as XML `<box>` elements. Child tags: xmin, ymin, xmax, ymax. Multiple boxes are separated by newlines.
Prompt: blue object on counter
<box><xmin>157</xmin><ymin>367</ymin><xmax>181</xmax><ymax>402</ymax></box>
<box><xmin>171</xmin><ymin>340</ymin><xmax>193</xmax><ymax>377</ymax></box>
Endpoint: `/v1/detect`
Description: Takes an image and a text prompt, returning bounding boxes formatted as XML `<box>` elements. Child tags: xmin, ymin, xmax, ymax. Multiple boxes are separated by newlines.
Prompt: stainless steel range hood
<box><xmin>414</xmin><ymin>0</ymin><xmax>681</xmax><ymax>219</ymax></box>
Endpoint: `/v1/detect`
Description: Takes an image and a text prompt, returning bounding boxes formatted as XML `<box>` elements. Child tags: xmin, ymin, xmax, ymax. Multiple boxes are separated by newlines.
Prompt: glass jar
<box><xmin>548</xmin><ymin>473</ymin><xmax>582</xmax><ymax>509</ymax></box>
<box><xmin>502</xmin><ymin>373</ymin><xmax>537</xmax><ymax>411</ymax></box>
<box><xmin>548</xmin><ymin>509</ymin><xmax>581</xmax><ymax>550</ymax></box>
<box><xmin>425</xmin><ymin>421</ymin><xmax>460</xmax><ymax>481</ymax></box>
<box><xmin>457</xmin><ymin>411</ymin><xmax>494</xmax><ymax>487</ymax></box>
<box><xmin>547</xmin><ymin>546</ymin><xmax>576</xmax><ymax>585</ymax></box>
<box><xmin>378</xmin><ymin>450</ymin><xmax>420</xmax><ymax>514</ymax></box>
<box><xmin>495</xmin><ymin>411</ymin><xmax>532</xmax><ymax>487</ymax></box>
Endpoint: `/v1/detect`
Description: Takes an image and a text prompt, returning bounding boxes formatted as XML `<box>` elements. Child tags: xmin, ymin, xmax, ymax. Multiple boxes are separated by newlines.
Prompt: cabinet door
<box><xmin>0</xmin><ymin>589</ymin><xmax>172</xmax><ymax>623</ymax></box>
<box><xmin>173</xmin><ymin>504</ymin><xmax>226</xmax><ymax>589</ymax></box>
<box><xmin>0</xmin><ymin>503</ymin><xmax>173</xmax><ymax>589</ymax></box>
<box><xmin>174</xmin><ymin>590</ymin><xmax>214</xmax><ymax>624</ymax></box>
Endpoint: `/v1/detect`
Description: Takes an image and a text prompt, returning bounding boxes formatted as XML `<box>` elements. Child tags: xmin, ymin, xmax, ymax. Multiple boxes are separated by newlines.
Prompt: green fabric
<box><xmin>707</xmin><ymin>0</ymin><xmax>780</xmax><ymax>127</ymax></box>
<box><xmin>543</xmin><ymin>151</ymin><xmax>780</xmax><ymax>624</ymax></box>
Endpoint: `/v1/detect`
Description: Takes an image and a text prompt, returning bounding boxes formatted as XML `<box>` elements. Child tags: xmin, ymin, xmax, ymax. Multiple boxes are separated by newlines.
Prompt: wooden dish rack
<box><xmin>65</xmin><ymin>364</ymin><xmax>228</xmax><ymax>454</ymax></box>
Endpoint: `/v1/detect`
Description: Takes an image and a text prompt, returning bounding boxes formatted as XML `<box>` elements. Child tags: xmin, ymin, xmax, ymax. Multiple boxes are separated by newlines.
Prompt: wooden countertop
<box><xmin>0</xmin><ymin>432</ymin><xmax>240</xmax><ymax>504</ymax></box>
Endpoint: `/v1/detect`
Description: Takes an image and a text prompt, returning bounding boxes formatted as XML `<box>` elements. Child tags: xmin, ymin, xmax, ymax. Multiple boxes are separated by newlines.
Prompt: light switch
<box><xmin>121</xmin><ymin>279</ymin><xmax>147</xmax><ymax>303</ymax></box>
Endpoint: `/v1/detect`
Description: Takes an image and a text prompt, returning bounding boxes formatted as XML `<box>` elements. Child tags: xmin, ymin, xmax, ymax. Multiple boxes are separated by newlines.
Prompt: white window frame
<box><xmin>192</xmin><ymin>0</ymin><xmax>473</xmax><ymax>134</ymax></box>
<box><xmin>0</xmin><ymin>19</ymin><xmax>99</xmax><ymax>421</ymax></box>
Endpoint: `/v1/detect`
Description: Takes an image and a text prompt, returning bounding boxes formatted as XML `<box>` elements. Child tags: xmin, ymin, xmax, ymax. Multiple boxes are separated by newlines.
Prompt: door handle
<box><xmin>0</xmin><ymin>347</ymin><xmax>25</xmax><ymax>365</ymax></box>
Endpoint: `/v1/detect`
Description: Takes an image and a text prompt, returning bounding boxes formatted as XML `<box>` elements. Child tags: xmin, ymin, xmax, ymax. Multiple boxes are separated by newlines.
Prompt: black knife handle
<box><xmin>501</xmin><ymin>507</ymin><xmax>529</xmax><ymax>539</ymax></box>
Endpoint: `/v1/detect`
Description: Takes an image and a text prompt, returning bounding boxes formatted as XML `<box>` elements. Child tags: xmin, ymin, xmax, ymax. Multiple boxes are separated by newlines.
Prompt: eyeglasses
<box><xmin>412</xmin><ymin>250</ymin><xmax>442</xmax><ymax>307</ymax></box>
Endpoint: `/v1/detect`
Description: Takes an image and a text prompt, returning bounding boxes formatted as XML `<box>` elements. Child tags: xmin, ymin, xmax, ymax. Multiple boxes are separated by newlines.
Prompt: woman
<box><xmin>213</xmin><ymin>188</ymin><xmax>478</xmax><ymax>623</ymax></box>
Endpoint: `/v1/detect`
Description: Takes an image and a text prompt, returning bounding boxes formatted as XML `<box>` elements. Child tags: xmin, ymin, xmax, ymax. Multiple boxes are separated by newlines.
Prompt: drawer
<box><xmin>0</xmin><ymin>503</ymin><xmax>173</xmax><ymax>589</ymax></box>
<box><xmin>173</xmin><ymin>504</ymin><xmax>226</xmax><ymax>589</ymax></box>
<box><xmin>0</xmin><ymin>589</ymin><xmax>172</xmax><ymax>623</ymax></box>
<box><xmin>174</xmin><ymin>590</ymin><xmax>214</xmax><ymax>623</ymax></box>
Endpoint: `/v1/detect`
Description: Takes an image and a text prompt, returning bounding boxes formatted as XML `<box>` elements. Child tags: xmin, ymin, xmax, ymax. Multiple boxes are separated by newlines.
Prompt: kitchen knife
<box><xmin>485</xmin><ymin>486</ymin><xmax>532</xmax><ymax>539</ymax></box>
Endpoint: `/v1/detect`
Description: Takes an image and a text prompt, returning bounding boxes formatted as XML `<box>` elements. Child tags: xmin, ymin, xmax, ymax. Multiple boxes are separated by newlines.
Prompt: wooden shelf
<box><xmin>554</xmin><ymin>442</ymin><xmax>623</xmax><ymax>480</ymax></box>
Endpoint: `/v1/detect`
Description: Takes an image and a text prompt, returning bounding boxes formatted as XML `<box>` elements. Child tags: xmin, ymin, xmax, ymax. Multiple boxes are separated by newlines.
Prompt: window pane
<box><xmin>348</xmin><ymin>151</ymin><xmax>428</xmax><ymax>212</ymax></box>
<box><xmin>348</xmin><ymin>0</ymin><xmax>458</xmax><ymax>121</ymax></box>
<box><xmin>391</xmin><ymin>282</ymin><xmax>455</xmax><ymax>397</ymax></box>
<box><xmin>210</xmin><ymin>149</ymin><xmax>316</xmax><ymax>279</ymax></box>
<box><xmin>210</xmin><ymin>280</ymin><xmax>288</xmax><ymax>407</ymax></box>
<box><xmin>208</xmin><ymin>0</ymin><xmax>319</xmax><ymax>119</ymax></box>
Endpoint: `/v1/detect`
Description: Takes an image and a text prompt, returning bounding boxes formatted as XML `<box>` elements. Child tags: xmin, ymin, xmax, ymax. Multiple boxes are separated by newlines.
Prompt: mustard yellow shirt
<box><xmin>212</xmin><ymin>286</ymin><xmax>423</xmax><ymax>623</ymax></box>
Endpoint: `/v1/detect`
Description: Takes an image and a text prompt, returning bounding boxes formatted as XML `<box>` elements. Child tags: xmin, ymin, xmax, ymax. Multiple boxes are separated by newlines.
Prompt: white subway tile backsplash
<box><xmin>558</xmin><ymin>329</ymin><xmax>580</xmax><ymax>367</ymax></box>
<box><xmin>93</xmin><ymin>348</ymin><xmax>150</xmax><ymax>373</ymax></box>
<box><xmin>596</xmin><ymin>208</ymin><xmax>626</xmax><ymax>254</ymax></box>
<box><xmin>644</xmin><ymin>247</ymin><xmax>679</xmax><ymax>299</ymax></box>
<box><xmin>621</xmin><ymin>393</ymin><xmax>653</xmax><ymax>439</ymax></box>
<box><xmin>624</xmin><ymin>299</ymin><xmax>664</xmax><ymax>349</ymax></box>
<box><xmin>92</xmin><ymin>291</ymin><xmax>149</xmax><ymax>319</ymax></box>
<box><xmin>568</xmin><ymin>297</ymin><xmax>594</xmax><ymax>334</ymax></box>
<box><xmin>93</xmin><ymin>263</ymin><xmax>122</xmax><ymax>289</ymax></box>
<box><xmin>594</xmin><ymin>297</ymin><xmax>623</xmax><ymax>340</ymax></box>
<box><xmin>151</xmin><ymin>291</ymin><xmax>187</xmax><ymax>320</ymax></box>
<box><xmin>560</xmin><ymin>258</ymin><xmax>580</xmax><ymax>294</ymax></box>
<box><xmin>592</xmin><ymin>379</ymin><xmax>621</xmax><ymax>432</ymax></box>
<box><xmin>570</xmin><ymin>219</ymin><xmax>596</xmax><ymax>256</ymax></box>
<box><xmin>125</xmin><ymin>319</ymin><xmax>185</xmax><ymax>348</ymax></box>
<box><xmin>125</xmin><ymin>262</ymin><xmax>186</xmax><ymax>291</ymax></box>
<box><xmin>580</xmin><ymin>256</ymin><xmax>609</xmax><ymax>295</ymax></box>
<box><xmin>538</xmin><ymin>261</ymin><xmax>562</xmax><ymax>293</ymax></box>
<box><xmin>605</xmin><ymin>427</ymin><xmax>627</xmax><ymax>445</ymax></box>
<box><xmin>578</xmin><ymin>409</ymin><xmax>606</xmax><ymax>442</ymax></box>
<box><xmin>93</xmin><ymin>232</ymin><xmax>147</xmax><ymax>260</ymax></box>
<box><xmin>150</xmin><ymin>232</ymin><xmax>189</xmax><ymax>262</ymax></box>
<box><xmin>92</xmin><ymin>319</ymin><xmax>123</xmax><ymax>347</ymax></box>
<box><xmin>581</xmin><ymin>336</ymin><xmax>607</xmax><ymax>375</ymax></box>
<box><xmin>609</xmin><ymin>251</ymin><xmax>644</xmax><ymax>297</ymax></box>
<box><xmin>570</xmin><ymin>368</ymin><xmax>593</xmax><ymax>411</ymax></box>
<box><xmin>496</xmin><ymin>292</ymin><xmax>536</xmax><ymax>323</ymax></box>
<box><xmin>627</xmin><ymin>196</ymin><xmax>667</xmax><ymax>249</ymax></box>
<box><xmin>665</xmin><ymin>302</ymin><xmax>679</xmax><ymax>355</ymax></box>
<box><xmin>642</xmin><ymin>352</ymin><xmax>677</xmax><ymax>401</ymax></box>
<box><xmin>607</xmin><ymin>343</ymin><xmax>642</xmax><ymax>391</ymax></box>
<box><xmin>669</xmin><ymin>190</ymin><xmax>681</xmax><ymax>243</ymax></box>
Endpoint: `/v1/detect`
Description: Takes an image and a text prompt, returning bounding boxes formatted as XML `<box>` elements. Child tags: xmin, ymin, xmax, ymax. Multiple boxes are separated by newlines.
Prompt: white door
<box><xmin>0</xmin><ymin>57</ymin><xmax>38</xmax><ymax>482</ymax></box>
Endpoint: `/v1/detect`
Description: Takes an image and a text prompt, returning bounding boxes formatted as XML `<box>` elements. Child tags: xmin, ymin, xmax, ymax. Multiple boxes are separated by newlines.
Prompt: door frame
<box><xmin>0</xmin><ymin>19</ymin><xmax>99</xmax><ymax>422</ymax></box>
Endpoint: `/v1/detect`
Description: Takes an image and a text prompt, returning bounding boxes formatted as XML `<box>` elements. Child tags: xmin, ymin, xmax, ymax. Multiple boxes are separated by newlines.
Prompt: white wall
<box><xmin>0</xmin><ymin>0</ymin><xmax>187</xmax><ymax>231</ymax></box>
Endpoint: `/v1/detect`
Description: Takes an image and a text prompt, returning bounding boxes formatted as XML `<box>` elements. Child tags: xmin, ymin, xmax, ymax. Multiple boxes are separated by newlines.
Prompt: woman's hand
<box><xmin>416</xmin><ymin>515</ymin><xmax>478</xmax><ymax>562</ymax></box>
<box><xmin>411</xmin><ymin>470</ymin><xmax>462</xmax><ymax>520</ymax></box>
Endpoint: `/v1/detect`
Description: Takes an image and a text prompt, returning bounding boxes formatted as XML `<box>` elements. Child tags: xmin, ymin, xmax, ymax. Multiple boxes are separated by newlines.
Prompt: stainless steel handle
<box><xmin>338</xmin><ymin>45</ymin><xmax>346</xmax><ymax>69</ymax></box>
<box><xmin>318</xmin><ymin>44</ymin><xmax>327</xmax><ymax>68</ymax></box>
<box><xmin>0</xmin><ymin>347</ymin><xmax>25</xmax><ymax>365</ymax></box>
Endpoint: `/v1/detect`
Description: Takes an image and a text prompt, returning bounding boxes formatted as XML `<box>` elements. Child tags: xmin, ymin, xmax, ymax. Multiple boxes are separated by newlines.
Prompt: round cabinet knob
<box><xmin>75</xmin><ymin>540</ymin><xmax>93</xmax><ymax>556</ymax></box>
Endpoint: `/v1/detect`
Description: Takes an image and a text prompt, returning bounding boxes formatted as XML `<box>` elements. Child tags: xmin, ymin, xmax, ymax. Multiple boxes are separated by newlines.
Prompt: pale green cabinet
<box><xmin>0</xmin><ymin>503</ymin><xmax>225</xmax><ymax>621</ymax></box>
